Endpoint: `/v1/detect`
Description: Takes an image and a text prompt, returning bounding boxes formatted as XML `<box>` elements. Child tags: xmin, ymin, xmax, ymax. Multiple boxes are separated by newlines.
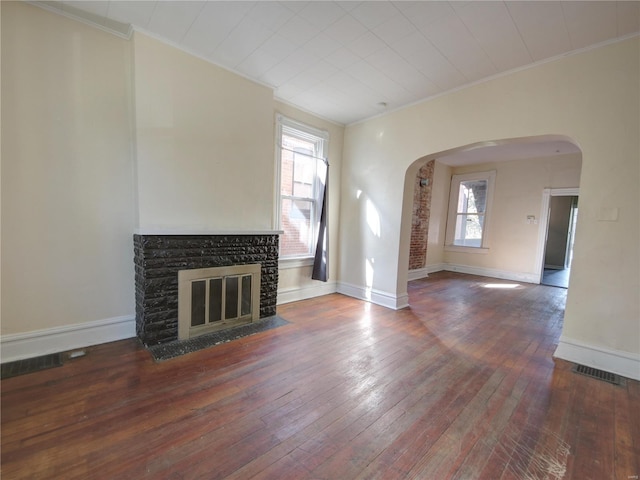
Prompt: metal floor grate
<box><xmin>572</xmin><ymin>364</ymin><xmax>622</xmax><ymax>385</ymax></box>
<box><xmin>1</xmin><ymin>353</ymin><xmax>63</xmax><ymax>379</ymax></box>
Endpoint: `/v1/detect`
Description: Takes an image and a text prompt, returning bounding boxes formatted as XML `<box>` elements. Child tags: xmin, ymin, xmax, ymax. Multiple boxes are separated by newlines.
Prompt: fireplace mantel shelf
<box><xmin>134</xmin><ymin>229</ymin><xmax>284</xmax><ymax>236</ymax></box>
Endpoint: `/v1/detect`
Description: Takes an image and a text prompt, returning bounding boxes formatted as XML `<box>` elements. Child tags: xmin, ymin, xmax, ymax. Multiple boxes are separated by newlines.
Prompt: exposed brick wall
<box><xmin>409</xmin><ymin>160</ymin><xmax>435</xmax><ymax>270</ymax></box>
<box><xmin>134</xmin><ymin>234</ymin><xmax>279</xmax><ymax>346</ymax></box>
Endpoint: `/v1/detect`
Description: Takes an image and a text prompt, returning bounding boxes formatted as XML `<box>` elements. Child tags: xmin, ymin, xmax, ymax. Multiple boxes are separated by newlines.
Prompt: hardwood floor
<box><xmin>2</xmin><ymin>272</ymin><xmax>638</xmax><ymax>479</ymax></box>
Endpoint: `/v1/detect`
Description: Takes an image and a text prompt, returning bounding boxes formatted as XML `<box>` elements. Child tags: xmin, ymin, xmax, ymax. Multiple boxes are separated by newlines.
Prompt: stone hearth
<box><xmin>134</xmin><ymin>233</ymin><xmax>279</xmax><ymax>346</ymax></box>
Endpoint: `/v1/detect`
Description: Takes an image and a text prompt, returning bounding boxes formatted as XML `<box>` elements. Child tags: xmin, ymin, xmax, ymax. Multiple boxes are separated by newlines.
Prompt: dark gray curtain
<box><xmin>312</xmin><ymin>163</ymin><xmax>328</xmax><ymax>282</ymax></box>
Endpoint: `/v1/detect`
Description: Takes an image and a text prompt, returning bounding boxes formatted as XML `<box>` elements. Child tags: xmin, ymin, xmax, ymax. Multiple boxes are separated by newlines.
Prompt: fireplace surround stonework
<box><xmin>134</xmin><ymin>233</ymin><xmax>279</xmax><ymax>346</ymax></box>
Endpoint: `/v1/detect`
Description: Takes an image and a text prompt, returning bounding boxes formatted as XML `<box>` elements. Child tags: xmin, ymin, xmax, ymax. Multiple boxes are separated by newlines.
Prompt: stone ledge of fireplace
<box><xmin>134</xmin><ymin>229</ymin><xmax>284</xmax><ymax>236</ymax></box>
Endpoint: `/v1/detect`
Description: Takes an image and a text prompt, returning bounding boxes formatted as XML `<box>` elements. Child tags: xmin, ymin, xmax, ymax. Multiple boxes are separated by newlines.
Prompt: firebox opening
<box><xmin>178</xmin><ymin>264</ymin><xmax>261</xmax><ymax>340</ymax></box>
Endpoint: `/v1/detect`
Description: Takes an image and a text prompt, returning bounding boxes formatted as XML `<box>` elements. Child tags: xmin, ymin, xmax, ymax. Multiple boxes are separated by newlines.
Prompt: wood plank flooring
<box><xmin>2</xmin><ymin>271</ymin><xmax>638</xmax><ymax>479</ymax></box>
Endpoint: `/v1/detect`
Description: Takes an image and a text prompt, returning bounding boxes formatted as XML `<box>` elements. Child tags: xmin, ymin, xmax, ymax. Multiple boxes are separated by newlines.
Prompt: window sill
<box><xmin>279</xmin><ymin>257</ymin><xmax>314</xmax><ymax>269</ymax></box>
<box><xmin>444</xmin><ymin>245</ymin><xmax>489</xmax><ymax>254</ymax></box>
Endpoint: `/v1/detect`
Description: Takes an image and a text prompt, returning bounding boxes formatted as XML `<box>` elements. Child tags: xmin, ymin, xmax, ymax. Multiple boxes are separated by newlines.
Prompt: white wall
<box><xmin>1</xmin><ymin>2</ymin><xmax>135</xmax><ymax>336</ymax></box>
<box><xmin>425</xmin><ymin>161</ymin><xmax>451</xmax><ymax>268</ymax></box>
<box><xmin>341</xmin><ymin>38</ymin><xmax>639</xmax><ymax>374</ymax></box>
<box><xmin>442</xmin><ymin>154</ymin><xmax>581</xmax><ymax>279</ymax></box>
<box><xmin>133</xmin><ymin>32</ymin><xmax>276</xmax><ymax>232</ymax></box>
<box><xmin>0</xmin><ymin>3</ymin><xmax>345</xmax><ymax>361</ymax></box>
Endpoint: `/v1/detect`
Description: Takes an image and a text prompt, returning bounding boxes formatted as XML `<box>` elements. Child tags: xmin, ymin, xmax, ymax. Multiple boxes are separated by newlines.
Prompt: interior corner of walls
<box><xmin>443</xmin><ymin>264</ymin><xmax>539</xmax><ymax>284</ymax></box>
<box><xmin>277</xmin><ymin>282</ymin><xmax>338</xmax><ymax>305</ymax></box>
<box><xmin>336</xmin><ymin>282</ymin><xmax>408</xmax><ymax>310</ymax></box>
<box><xmin>0</xmin><ymin>315</ymin><xmax>136</xmax><ymax>363</ymax></box>
<box><xmin>554</xmin><ymin>336</ymin><xmax>640</xmax><ymax>381</ymax></box>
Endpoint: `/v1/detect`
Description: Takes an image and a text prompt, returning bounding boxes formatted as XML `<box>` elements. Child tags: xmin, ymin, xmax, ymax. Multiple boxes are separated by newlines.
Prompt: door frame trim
<box><xmin>534</xmin><ymin>187</ymin><xmax>579</xmax><ymax>284</ymax></box>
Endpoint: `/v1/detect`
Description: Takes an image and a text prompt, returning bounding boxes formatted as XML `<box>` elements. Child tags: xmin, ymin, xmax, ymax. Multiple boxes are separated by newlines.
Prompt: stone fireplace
<box><xmin>134</xmin><ymin>232</ymin><xmax>279</xmax><ymax>346</ymax></box>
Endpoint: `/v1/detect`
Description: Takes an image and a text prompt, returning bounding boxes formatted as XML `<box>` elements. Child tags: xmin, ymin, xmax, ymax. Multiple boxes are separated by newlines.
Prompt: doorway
<box><xmin>540</xmin><ymin>191</ymin><xmax>579</xmax><ymax>288</ymax></box>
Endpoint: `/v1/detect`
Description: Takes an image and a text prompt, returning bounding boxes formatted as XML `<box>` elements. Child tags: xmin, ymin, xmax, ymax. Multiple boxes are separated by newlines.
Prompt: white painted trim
<box><xmin>534</xmin><ymin>187</ymin><xmax>579</xmax><ymax>284</ymax></box>
<box><xmin>29</xmin><ymin>1</ymin><xmax>132</xmax><ymax>39</ymax></box>
<box><xmin>277</xmin><ymin>282</ymin><xmax>338</xmax><ymax>305</ymax></box>
<box><xmin>444</xmin><ymin>264</ymin><xmax>538</xmax><ymax>284</ymax></box>
<box><xmin>337</xmin><ymin>282</ymin><xmax>409</xmax><ymax>310</ymax></box>
<box><xmin>408</xmin><ymin>268</ymin><xmax>430</xmax><ymax>281</ymax></box>
<box><xmin>279</xmin><ymin>257</ymin><xmax>314</xmax><ymax>269</ymax></box>
<box><xmin>1</xmin><ymin>315</ymin><xmax>136</xmax><ymax>364</ymax></box>
<box><xmin>554</xmin><ymin>336</ymin><xmax>640</xmax><ymax>381</ymax></box>
<box><xmin>408</xmin><ymin>264</ymin><xmax>446</xmax><ymax>280</ymax></box>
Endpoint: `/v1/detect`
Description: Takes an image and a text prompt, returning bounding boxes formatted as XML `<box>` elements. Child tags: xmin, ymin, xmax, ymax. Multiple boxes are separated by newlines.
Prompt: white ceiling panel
<box><xmin>390</xmin><ymin>31</ymin><xmax>466</xmax><ymax>89</ymax></box>
<box><xmin>421</xmin><ymin>13</ymin><xmax>498</xmax><ymax>81</ymax></box>
<box><xmin>303</xmin><ymin>33</ymin><xmax>343</xmax><ymax>59</ymax></box>
<box><xmin>296</xmin><ymin>2</ymin><xmax>346</xmax><ymax>30</ymax></box>
<box><xmin>107</xmin><ymin>1</ymin><xmax>157</xmax><ymax>28</ymax></box>
<box><xmin>453</xmin><ymin>1</ymin><xmax>532</xmax><ymax>71</ymax></box>
<box><xmin>617</xmin><ymin>1</ymin><xmax>640</xmax><ymax>36</ymax></box>
<box><xmin>259</xmin><ymin>34</ymin><xmax>298</xmax><ymax>63</ymax></box>
<box><xmin>323</xmin><ymin>14</ymin><xmax>369</xmax><ymax>45</ymax></box>
<box><xmin>561</xmin><ymin>1</ymin><xmax>618</xmax><ymax>50</ymax></box>
<box><xmin>181</xmin><ymin>2</ymin><xmax>251</xmax><ymax>54</ymax></box>
<box><xmin>350</xmin><ymin>1</ymin><xmax>400</xmax><ymax>29</ymax></box>
<box><xmin>371</xmin><ymin>13</ymin><xmax>417</xmax><ymax>45</ymax></box>
<box><xmin>146</xmin><ymin>1</ymin><xmax>206</xmax><ymax>44</ymax></box>
<box><xmin>346</xmin><ymin>31</ymin><xmax>387</xmax><ymax>59</ymax></box>
<box><xmin>393</xmin><ymin>1</ymin><xmax>455</xmax><ymax>32</ymax></box>
<box><xmin>246</xmin><ymin>2</ymin><xmax>293</xmax><ymax>31</ymax></box>
<box><xmin>506</xmin><ymin>2</ymin><xmax>573</xmax><ymax>61</ymax></box>
<box><xmin>324</xmin><ymin>47</ymin><xmax>362</xmax><ymax>70</ymax></box>
<box><xmin>277</xmin><ymin>14</ymin><xmax>322</xmax><ymax>45</ymax></box>
<box><xmin>235</xmin><ymin>49</ymin><xmax>281</xmax><ymax>79</ymax></box>
<box><xmin>210</xmin><ymin>17</ymin><xmax>274</xmax><ymax>67</ymax></box>
<box><xmin>40</xmin><ymin>0</ymin><xmax>640</xmax><ymax>125</ymax></box>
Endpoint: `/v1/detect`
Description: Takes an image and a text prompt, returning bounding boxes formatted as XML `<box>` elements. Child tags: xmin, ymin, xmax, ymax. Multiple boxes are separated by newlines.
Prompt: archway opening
<box><xmin>399</xmin><ymin>134</ymin><xmax>583</xmax><ymax>296</ymax></box>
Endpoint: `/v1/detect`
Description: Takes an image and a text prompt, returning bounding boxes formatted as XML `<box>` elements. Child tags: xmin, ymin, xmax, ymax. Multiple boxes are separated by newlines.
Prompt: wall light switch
<box><xmin>527</xmin><ymin>215</ymin><xmax>537</xmax><ymax>224</ymax></box>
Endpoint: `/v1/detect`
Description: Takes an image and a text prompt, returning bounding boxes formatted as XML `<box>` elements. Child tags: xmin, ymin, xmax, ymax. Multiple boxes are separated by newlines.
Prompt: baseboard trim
<box><xmin>337</xmin><ymin>282</ymin><xmax>409</xmax><ymax>310</ymax></box>
<box><xmin>554</xmin><ymin>336</ymin><xmax>640</xmax><ymax>381</ymax></box>
<box><xmin>444</xmin><ymin>264</ymin><xmax>538</xmax><ymax>284</ymax></box>
<box><xmin>1</xmin><ymin>315</ymin><xmax>136</xmax><ymax>364</ymax></box>
<box><xmin>408</xmin><ymin>264</ymin><xmax>447</xmax><ymax>281</ymax></box>
<box><xmin>277</xmin><ymin>282</ymin><xmax>338</xmax><ymax>305</ymax></box>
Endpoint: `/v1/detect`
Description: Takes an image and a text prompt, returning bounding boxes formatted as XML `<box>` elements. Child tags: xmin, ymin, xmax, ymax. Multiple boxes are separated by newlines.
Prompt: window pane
<box><xmin>293</xmin><ymin>150</ymin><xmax>314</xmax><ymax>198</ymax></box>
<box><xmin>454</xmin><ymin>214</ymin><xmax>485</xmax><ymax>247</ymax></box>
<box><xmin>281</xmin><ymin>198</ymin><xmax>313</xmax><ymax>256</ymax></box>
<box><xmin>457</xmin><ymin>180</ymin><xmax>487</xmax><ymax>214</ymax></box>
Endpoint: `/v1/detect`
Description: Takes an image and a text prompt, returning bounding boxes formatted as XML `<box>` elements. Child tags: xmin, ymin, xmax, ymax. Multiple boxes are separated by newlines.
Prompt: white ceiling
<box><xmin>38</xmin><ymin>1</ymin><xmax>639</xmax><ymax>126</ymax></box>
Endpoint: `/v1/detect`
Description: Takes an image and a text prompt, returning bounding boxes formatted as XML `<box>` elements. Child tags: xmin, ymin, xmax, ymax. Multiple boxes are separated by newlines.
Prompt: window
<box><xmin>445</xmin><ymin>171</ymin><xmax>496</xmax><ymax>252</ymax></box>
<box><xmin>276</xmin><ymin>115</ymin><xmax>328</xmax><ymax>258</ymax></box>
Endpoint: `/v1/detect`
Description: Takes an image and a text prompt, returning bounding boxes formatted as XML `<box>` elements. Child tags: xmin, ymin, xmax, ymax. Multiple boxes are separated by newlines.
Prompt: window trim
<box><xmin>275</xmin><ymin>114</ymin><xmax>329</xmax><ymax>260</ymax></box>
<box><xmin>445</xmin><ymin>170</ymin><xmax>496</xmax><ymax>254</ymax></box>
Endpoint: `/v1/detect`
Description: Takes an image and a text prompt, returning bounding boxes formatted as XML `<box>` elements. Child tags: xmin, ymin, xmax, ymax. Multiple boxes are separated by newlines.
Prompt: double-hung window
<box><xmin>445</xmin><ymin>170</ymin><xmax>496</xmax><ymax>252</ymax></box>
<box><xmin>276</xmin><ymin>115</ymin><xmax>328</xmax><ymax>259</ymax></box>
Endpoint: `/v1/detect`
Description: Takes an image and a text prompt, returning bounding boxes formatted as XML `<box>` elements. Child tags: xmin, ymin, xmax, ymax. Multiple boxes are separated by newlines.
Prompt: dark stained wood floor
<box><xmin>2</xmin><ymin>272</ymin><xmax>639</xmax><ymax>479</ymax></box>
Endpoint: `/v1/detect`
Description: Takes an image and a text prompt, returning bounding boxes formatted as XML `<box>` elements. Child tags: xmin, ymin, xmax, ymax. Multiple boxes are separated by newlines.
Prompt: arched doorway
<box><xmin>400</xmin><ymin>135</ymin><xmax>583</xmax><ymax>296</ymax></box>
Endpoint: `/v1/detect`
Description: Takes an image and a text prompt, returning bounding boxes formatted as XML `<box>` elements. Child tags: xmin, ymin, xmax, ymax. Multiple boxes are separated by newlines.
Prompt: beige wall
<box><xmin>425</xmin><ymin>161</ymin><xmax>451</xmax><ymax>268</ymax></box>
<box><xmin>1</xmin><ymin>3</ymin><xmax>345</xmax><ymax>340</ymax></box>
<box><xmin>442</xmin><ymin>154</ymin><xmax>581</xmax><ymax>277</ymax></box>
<box><xmin>133</xmin><ymin>32</ymin><xmax>275</xmax><ymax>232</ymax></box>
<box><xmin>342</xmin><ymin>37</ymin><xmax>639</xmax><ymax>356</ymax></box>
<box><xmin>1</xmin><ymin>2</ymin><xmax>135</xmax><ymax>334</ymax></box>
